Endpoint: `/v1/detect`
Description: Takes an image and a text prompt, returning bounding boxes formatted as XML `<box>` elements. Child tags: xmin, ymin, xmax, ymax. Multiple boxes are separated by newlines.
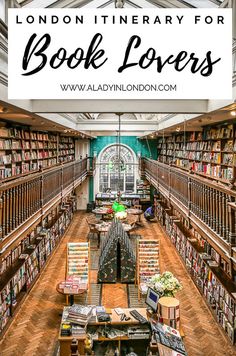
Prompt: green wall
<box><xmin>89</xmin><ymin>136</ymin><xmax>157</xmax><ymax>201</ymax></box>
<box><xmin>90</xmin><ymin>136</ymin><xmax>157</xmax><ymax>159</ymax></box>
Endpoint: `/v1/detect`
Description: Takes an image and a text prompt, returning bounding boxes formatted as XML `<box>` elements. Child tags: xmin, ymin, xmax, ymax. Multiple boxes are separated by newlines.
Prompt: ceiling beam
<box><xmin>32</xmin><ymin>99</ymin><xmax>208</xmax><ymax>113</ymax></box>
<box><xmin>76</xmin><ymin>121</ymin><xmax>164</xmax><ymax>131</ymax></box>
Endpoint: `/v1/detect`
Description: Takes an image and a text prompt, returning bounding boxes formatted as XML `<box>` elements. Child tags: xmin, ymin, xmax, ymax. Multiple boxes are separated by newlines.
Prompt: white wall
<box><xmin>75</xmin><ymin>179</ymin><xmax>89</xmax><ymax>210</ymax></box>
<box><xmin>75</xmin><ymin>139</ymin><xmax>90</xmax><ymax>160</ymax></box>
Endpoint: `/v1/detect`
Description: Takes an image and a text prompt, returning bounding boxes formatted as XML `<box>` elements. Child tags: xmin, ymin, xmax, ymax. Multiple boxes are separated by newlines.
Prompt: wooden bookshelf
<box><xmin>0</xmin><ymin>126</ymin><xmax>75</xmax><ymax>181</ymax></box>
<box><xmin>0</xmin><ymin>200</ymin><xmax>75</xmax><ymax>335</ymax></box>
<box><xmin>59</xmin><ymin>136</ymin><xmax>75</xmax><ymax>163</ymax></box>
<box><xmin>155</xmin><ymin>199</ymin><xmax>236</xmax><ymax>344</ymax></box>
<box><xmin>157</xmin><ymin>124</ymin><xmax>236</xmax><ymax>183</ymax></box>
<box><xmin>136</xmin><ymin>179</ymin><xmax>151</xmax><ymax>203</ymax></box>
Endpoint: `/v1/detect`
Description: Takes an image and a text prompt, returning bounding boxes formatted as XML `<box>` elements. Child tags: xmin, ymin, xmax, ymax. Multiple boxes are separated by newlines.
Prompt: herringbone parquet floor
<box><xmin>1</xmin><ymin>212</ymin><xmax>236</xmax><ymax>356</ymax></box>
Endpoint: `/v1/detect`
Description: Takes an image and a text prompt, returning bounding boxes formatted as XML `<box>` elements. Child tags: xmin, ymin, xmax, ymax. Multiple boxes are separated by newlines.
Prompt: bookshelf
<box><xmin>155</xmin><ymin>200</ymin><xmax>236</xmax><ymax>344</ymax></box>
<box><xmin>157</xmin><ymin>124</ymin><xmax>236</xmax><ymax>182</ymax></box>
<box><xmin>0</xmin><ymin>199</ymin><xmax>75</xmax><ymax>335</ymax></box>
<box><xmin>59</xmin><ymin>136</ymin><xmax>75</xmax><ymax>163</ymax></box>
<box><xmin>136</xmin><ymin>179</ymin><xmax>151</xmax><ymax>203</ymax></box>
<box><xmin>136</xmin><ymin>240</ymin><xmax>160</xmax><ymax>300</ymax></box>
<box><xmin>0</xmin><ymin>126</ymin><xmax>75</xmax><ymax>181</ymax></box>
<box><xmin>66</xmin><ymin>242</ymin><xmax>90</xmax><ymax>290</ymax></box>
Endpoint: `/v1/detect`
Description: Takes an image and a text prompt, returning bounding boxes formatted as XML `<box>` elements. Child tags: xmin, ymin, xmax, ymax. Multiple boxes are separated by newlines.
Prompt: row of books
<box><xmin>0</xmin><ymin>201</ymin><xmax>75</xmax><ymax>333</ymax></box>
<box><xmin>164</xmin><ymin>140</ymin><xmax>236</xmax><ymax>152</ymax></box>
<box><xmin>0</xmin><ymin>162</ymin><xmax>41</xmax><ymax>179</ymax></box>
<box><xmin>0</xmin><ymin>127</ymin><xmax>57</xmax><ymax>142</ymax></box>
<box><xmin>203</xmin><ymin>125</ymin><xmax>234</xmax><ymax>140</ymax></box>
<box><xmin>161</xmin><ymin>151</ymin><xmax>236</xmax><ymax>166</ymax></box>
<box><xmin>0</xmin><ymin>160</ymin><xmax>59</xmax><ymax>179</ymax></box>
<box><xmin>159</xmin><ymin>132</ymin><xmax>203</xmax><ymax>143</ymax></box>
<box><xmin>157</xmin><ymin>204</ymin><xmax>236</xmax><ymax>344</ymax></box>
<box><xmin>59</xmin><ymin>155</ymin><xmax>75</xmax><ymax>162</ymax></box>
<box><xmin>174</xmin><ymin>160</ymin><xmax>234</xmax><ymax>180</ymax></box>
<box><xmin>59</xmin><ymin>143</ymin><xmax>74</xmax><ymax>148</ymax></box>
<box><xmin>0</xmin><ymin>139</ymin><xmax>59</xmax><ymax>150</ymax></box>
<box><xmin>38</xmin><ymin>158</ymin><xmax>58</xmax><ymax>168</ymax></box>
<box><xmin>59</xmin><ymin>150</ymin><xmax>75</xmax><ymax>156</ymax></box>
<box><xmin>60</xmin><ymin>137</ymin><xmax>74</xmax><ymax>143</ymax></box>
<box><xmin>31</xmin><ymin>141</ymin><xmax>57</xmax><ymax>149</ymax></box>
<box><xmin>138</xmin><ymin>240</ymin><xmax>160</xmax><ymax>286</ymax></box>
<box><xmin>0</xmin><ymin>151</ymin><xmax>62</xmax><ymax>164</ymax></box>
<box><xmin>67</xmin><ymin>243</ymin><xmax>89</xmax><ymax>282</ymax></box>
<box><xmin>0</xmin><ymin>152</ymin><xmax>22</xmax><ymax>164</ymax></box>
<box><xmin>193</xmin><ymin>163</ymin><xmax>233</xmax><ymax>180</ymax></box>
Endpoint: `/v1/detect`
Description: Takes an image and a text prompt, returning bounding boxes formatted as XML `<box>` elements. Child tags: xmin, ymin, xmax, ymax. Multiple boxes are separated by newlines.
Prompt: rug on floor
<box><xmin>127</xmin><ymin>284</ymin><xmax>146</xmax><ymax>308</ymax></box>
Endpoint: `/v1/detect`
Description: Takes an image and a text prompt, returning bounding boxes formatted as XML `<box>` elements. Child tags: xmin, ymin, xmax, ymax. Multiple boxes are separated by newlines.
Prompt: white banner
<box><xmin>8</xmin><ymin>8</ymin><xmax>232</xmax><ymax>100</ymax></box>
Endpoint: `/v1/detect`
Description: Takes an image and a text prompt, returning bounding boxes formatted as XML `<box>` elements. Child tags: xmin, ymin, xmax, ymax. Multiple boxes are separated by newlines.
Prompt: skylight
<box><xmin>17</xmin><ymin>0</ymin><xmax>225</xmax><ymax>8</ymax></box>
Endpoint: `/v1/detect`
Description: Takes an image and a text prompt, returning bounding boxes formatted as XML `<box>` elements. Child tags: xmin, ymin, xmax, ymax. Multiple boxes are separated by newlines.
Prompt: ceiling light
<box><xmin>176</xmin><ymin>127</ymin><xmax>181</xmax><ymax>132</ymax></box>
<box><xmin>64</xmin><ymin>129</ymin><xmax>67</xmax><ymax>133</ymax></box>
<box><xmin>115</xmin><ymin>0</ymin><xmax>124</xmax><ymax>8</ymax></box>
<box><xmin>230</xmin><ymin>111</ymin><xmax>236</xmax><ymax>117</ymax></box>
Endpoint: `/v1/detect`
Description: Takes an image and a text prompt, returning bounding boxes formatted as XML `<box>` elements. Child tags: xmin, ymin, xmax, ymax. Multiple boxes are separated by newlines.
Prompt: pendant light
<box><xmin>116</xmin><ymin>113</ymin><xmax>123</xmax><ymax>201</ymax></box>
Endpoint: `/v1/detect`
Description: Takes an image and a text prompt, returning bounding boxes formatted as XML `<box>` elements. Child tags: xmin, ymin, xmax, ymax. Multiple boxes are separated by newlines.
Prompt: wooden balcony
<box><xmin>141</xmin><ymin>158</ymin><xmax>236</xmax><ymax>265</ymax></box>
<box><xmin>0</xmin><ymin>158</ymin><xmax>93</xmax><ymax>255</ymax></box>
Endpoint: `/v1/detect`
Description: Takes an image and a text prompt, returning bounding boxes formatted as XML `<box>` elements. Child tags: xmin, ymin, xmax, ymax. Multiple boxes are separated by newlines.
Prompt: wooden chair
<box><xmin>127</xmin><ymin>221</ymin><xmax>136</xmax><ymax>238</ymax></box>
<box><xmin>86</xmin><ymin>219</ymin><xmax>101</xmax><ymax>248</ymax></box>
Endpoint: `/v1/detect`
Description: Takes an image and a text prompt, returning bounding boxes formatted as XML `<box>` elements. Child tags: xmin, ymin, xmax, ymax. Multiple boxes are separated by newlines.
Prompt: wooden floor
<box><xmin>1</xmin><ymin>211</ymin><xmax>236</xmax><ymax>356</ymax></box>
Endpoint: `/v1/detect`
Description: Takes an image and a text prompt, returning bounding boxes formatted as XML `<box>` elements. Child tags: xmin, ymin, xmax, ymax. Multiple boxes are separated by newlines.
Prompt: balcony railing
<box><xmin>141</xmin><ymin>158</ymin><xmax>236</xmax><ymax>254</ymax></box>
<box><xmin>0</xmin><ymin>157</ymin><xmax>93</xmax><ymax>242</ymax></box>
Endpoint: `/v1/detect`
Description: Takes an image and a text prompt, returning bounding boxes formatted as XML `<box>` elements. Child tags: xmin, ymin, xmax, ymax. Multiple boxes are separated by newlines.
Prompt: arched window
<box><xmin>99</xmin><ymin>144</ymin><xmax>137</xmax><ymax>193</ymax></box>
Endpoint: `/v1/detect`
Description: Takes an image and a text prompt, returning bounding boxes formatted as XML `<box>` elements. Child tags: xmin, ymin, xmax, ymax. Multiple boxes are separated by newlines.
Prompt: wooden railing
<box><xmin>0</xmin><ymin>158</ymin><xmax>92</xmax><ymax>240</ymax></box>
<box><xmin>141</xmin><ymin>158</ymin><xmax>236</xmax><ymax>251</ymax></box>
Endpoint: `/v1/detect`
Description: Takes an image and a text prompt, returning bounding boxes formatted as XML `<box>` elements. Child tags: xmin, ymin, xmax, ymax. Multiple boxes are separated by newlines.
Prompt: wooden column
<box><xmin>5</xmin><ymin>189</ymin><xmax>10</xmax><ymax>235</ymax></box>
<box><xmin>209</xmin><ymin>186</ymin><xmax>212</xmax><ymax>228</ymax></box>
<box><xmin>218</xmin><ymin>191</ymin><xmax>223</xmax><ymax>238</ymax></box>
<box><xmin>212</xmin><ymin>188</ymin><xmax>216</xmax><ymax>232</ymax></box>
<box><xmin>0</xmin><ymin>190</ymin><xmax>3</xmax><ymax>240</ymax></box>
<box><xmin>203</xmin><ymin>184</ymin><xmax>207</xmax><ymax>223</ymax></box>
<box><xmin>12</xmin><ymin>186</ymin><xmax>16</xmax><ymax>231</ymax></box>
<box><xmin>225</xmin><ymin>195</ymin><xmax>230</xmax><ymax>242</ymax></box>
<box><xmin>188</xmin><ymin>177</ymin><xmax>191</xmax><ymax>215</ymax></box>
<box><xmin>8</xmin><ymin>188</ymin><xmax>13</xmax><ymax>232</ymax></box>
<box><xmin>222</xmin><ymin>193</ymin><xmax>226</xmax><ymax>240</ymax></box>
<box><xmin>228</xmin><ymin>204</ymin><xmax>236</xmax><ymax>246</ymax></box>
<box><xmin>214</xmin><ymin>189</ymin><xmax>218</xmax><ymax>233</ymax></box>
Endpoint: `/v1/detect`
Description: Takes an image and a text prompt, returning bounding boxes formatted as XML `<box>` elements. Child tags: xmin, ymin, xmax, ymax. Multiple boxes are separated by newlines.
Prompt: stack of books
<box><xmin>71</xmin><ymin>325</ymin><xmax>87</xmax><ymax>337</ymax></box>
<box><xmin>61</xmin><ymin>322</ymin><xmax>71</xmax><ymax>336</ymax></box>
<box><xmin>67</xmin><ymin>304</ymin><xmax>94</xmax><ymax>326</ymax></box>
<box><xmin>59</xmin><ymin>275</ymin><xmax>88</xmax><ymax>293</ymax></box>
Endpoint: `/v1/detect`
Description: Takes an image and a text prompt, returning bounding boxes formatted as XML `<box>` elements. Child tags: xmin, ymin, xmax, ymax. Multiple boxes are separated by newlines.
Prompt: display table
<box><xmin>126</xmin><ymin>208</ymin><xmax>143</xmax><ymax>226</ymax></box>
<box><xmin>92</xmin><ymin>207</ymin><xmax>113</xmax><ymax>220</ymax></box>
<box><xmin>95</xmin><ymin>221</ymin><xmax>132</xmax><ymax>233</ymax></box>
<box><xmin>56</xmin><ymin>283</ymin><xmax>87</xmax><ymax>306</ymax></box>
<box><xmin>58</xmin><ymin>308</ymin><xmax>149</xmax><ymax>356</ymax></box>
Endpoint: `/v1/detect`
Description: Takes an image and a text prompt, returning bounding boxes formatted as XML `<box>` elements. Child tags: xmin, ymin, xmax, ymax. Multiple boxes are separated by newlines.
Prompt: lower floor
<box><xmin>0</xmin><ymin>211</ymin><xmax>236</xmax><ymax>356</ymax></box>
